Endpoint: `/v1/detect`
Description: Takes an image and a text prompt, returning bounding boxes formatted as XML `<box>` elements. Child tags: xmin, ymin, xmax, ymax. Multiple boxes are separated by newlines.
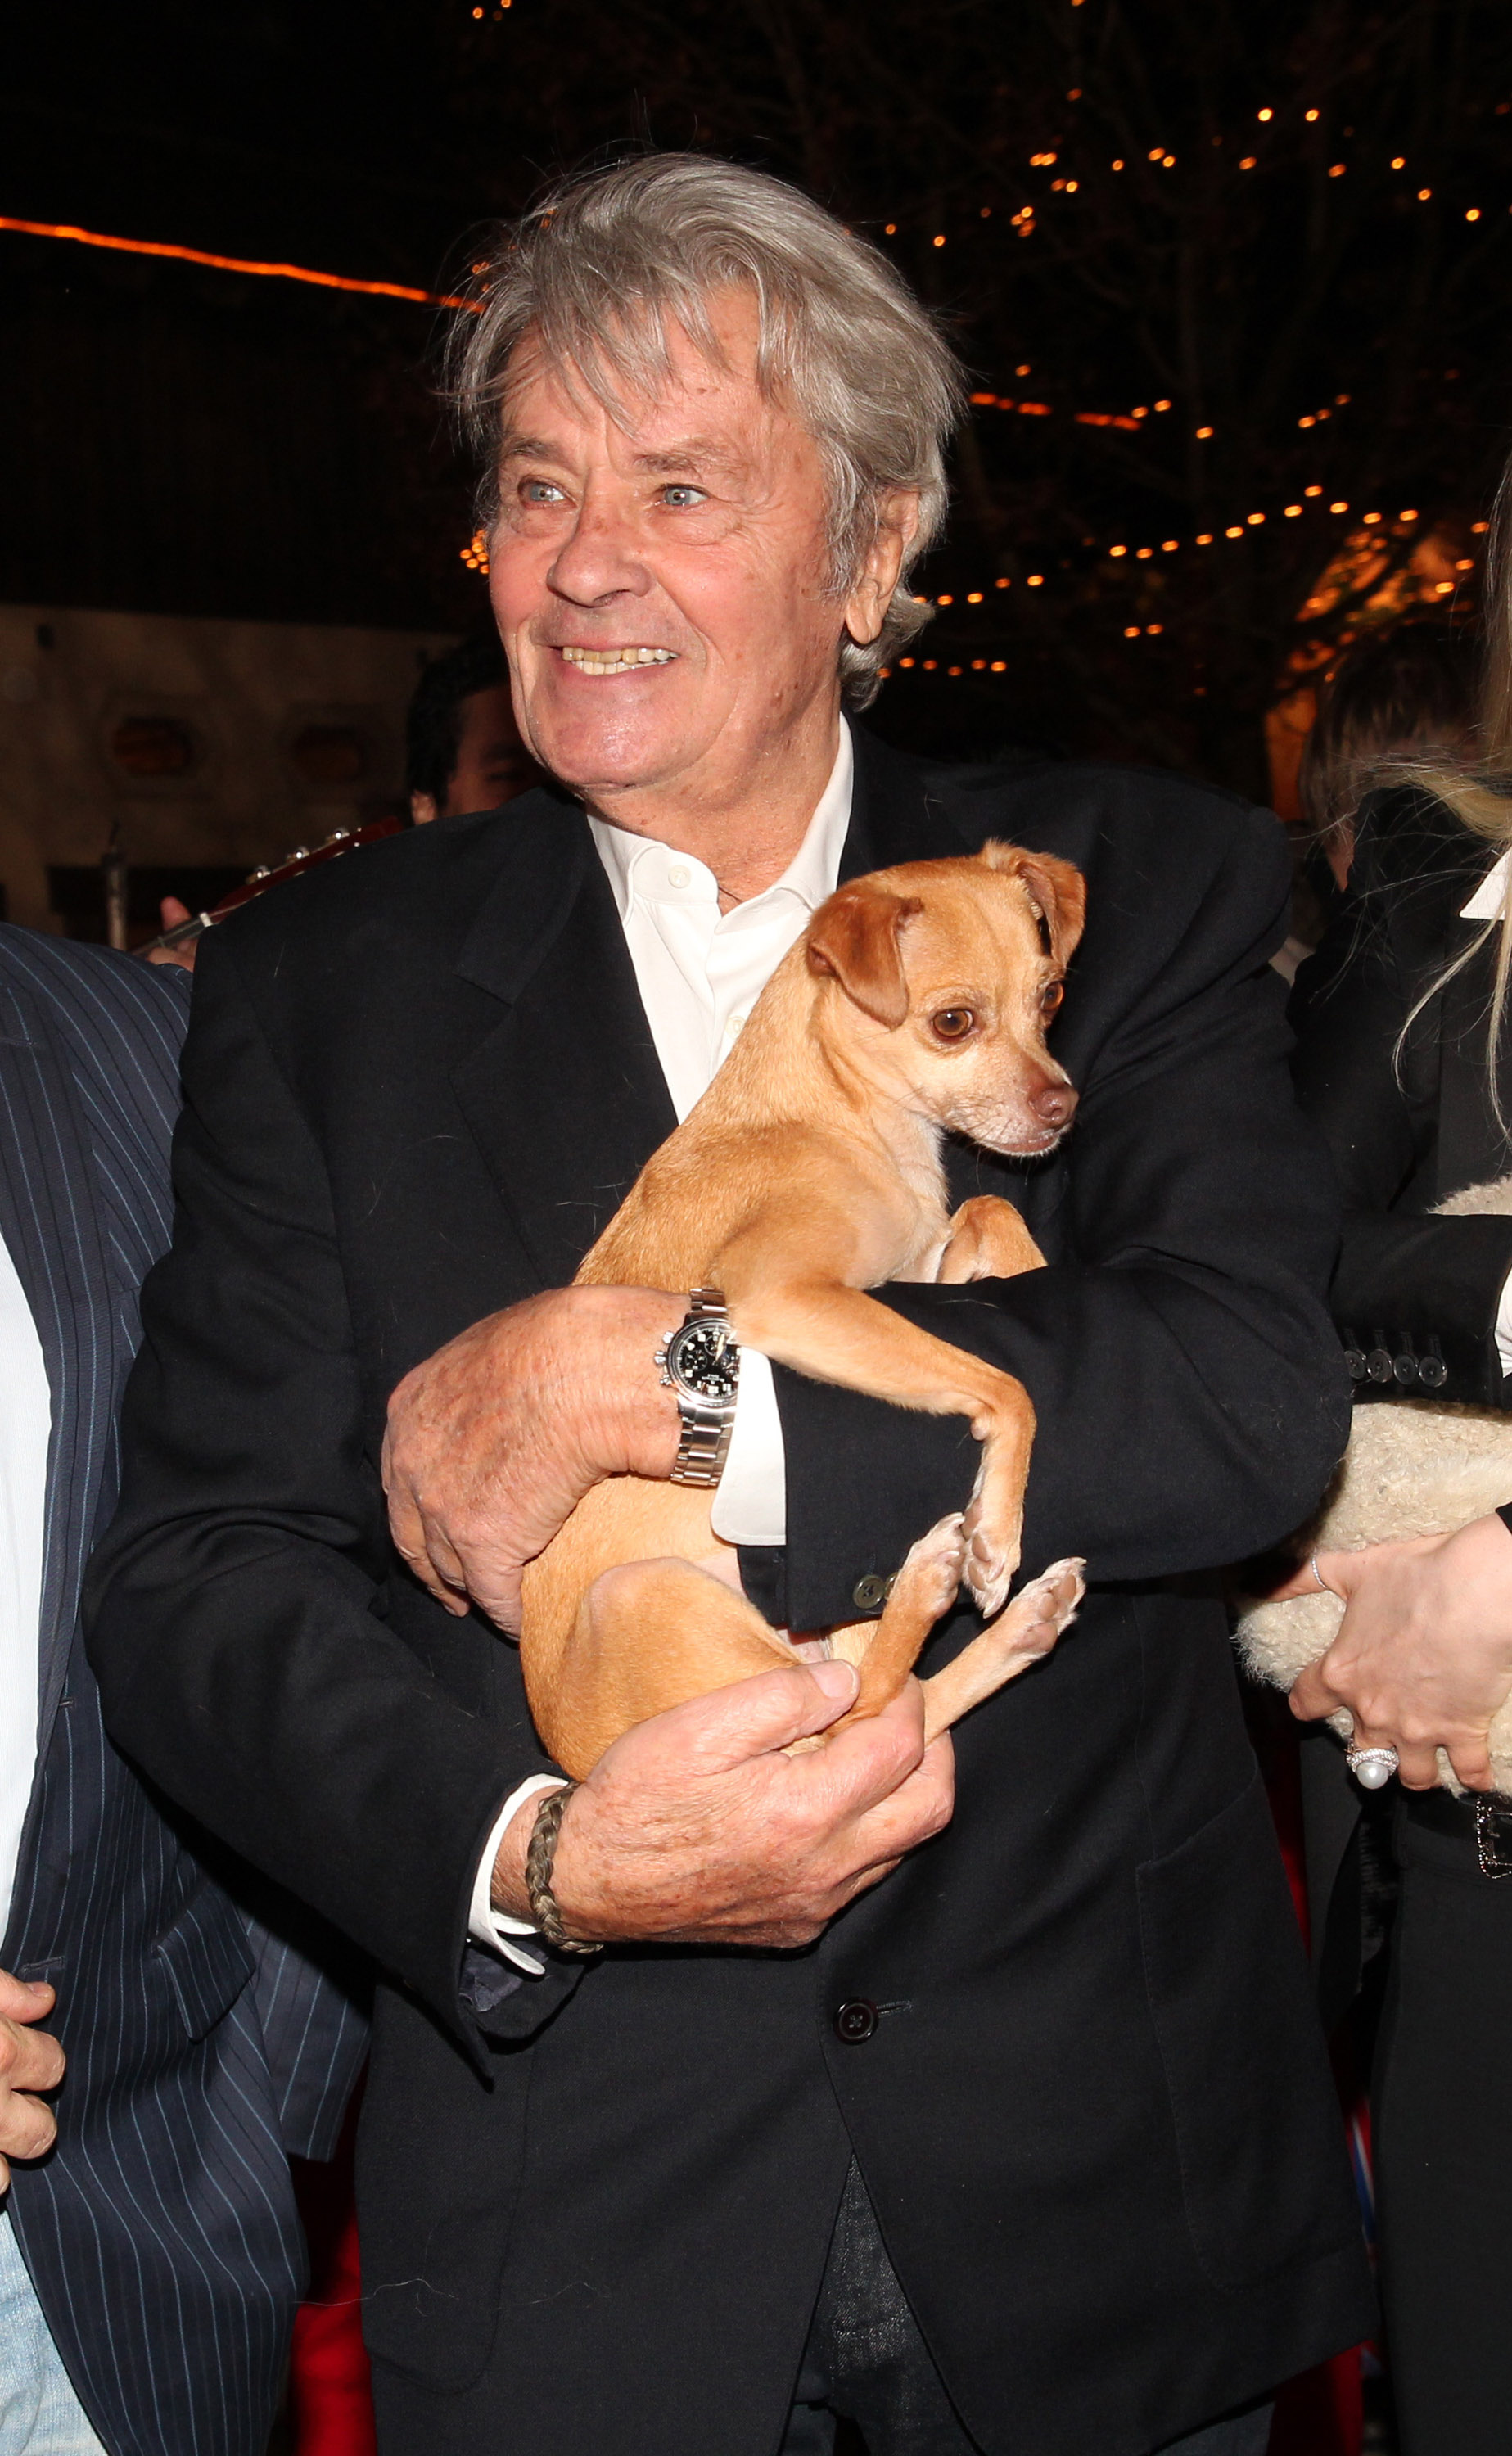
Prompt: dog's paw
<box><xmin>962</xmin><ymin>1506</ymin><xmax>1022</xmax><ymax>1620</ymax></box>
<box><xmin>963</xmin><ymin>1456</ymin><xmax>1027</xmax><ymax>1621</ymax></box>
<box><xmin>1004</xmin><ymin>1556</ymin><xmax>1085</xmax><ymax>1650</ymax></box>
<box><xmin>891</xmin><ymin>1512</ymin><xmax>967</xmax><ymax>1623</ymax></box>
<box><xmin>968</xmin><ymin>1557</ymin><xmax>1085</xmax><ymax>1683</ymax></box>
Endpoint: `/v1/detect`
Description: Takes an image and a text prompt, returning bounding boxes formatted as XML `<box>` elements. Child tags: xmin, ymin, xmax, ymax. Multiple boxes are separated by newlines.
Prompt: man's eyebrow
<box><xmin>631</xmin><ymin>438</ymin><xmax>745</xmax><ymax>478</ymax></box>
<box><xmin>495</xmin><ymin>431</ymin><xmax>748</xmax><ymax>479</ymax></box>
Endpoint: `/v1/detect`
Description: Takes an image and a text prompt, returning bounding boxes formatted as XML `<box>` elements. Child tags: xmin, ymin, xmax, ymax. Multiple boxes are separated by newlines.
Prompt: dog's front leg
<box><xmin>724</xmin><ymin>1262</ymin><xmax>1036</xmax><ymax>1619</ymax></box>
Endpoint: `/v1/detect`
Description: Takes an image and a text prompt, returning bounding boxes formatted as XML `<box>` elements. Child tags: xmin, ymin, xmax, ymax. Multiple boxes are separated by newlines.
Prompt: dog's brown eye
<box><xmin>931</xmin><ymin>1008</ymin><xmax>976</xmax><ymax>1041</ymax></box>
<box><xmin>1040</xmin><ymin>981</ymin><xmax>1064</xmax><ymax>1018</ymax></box>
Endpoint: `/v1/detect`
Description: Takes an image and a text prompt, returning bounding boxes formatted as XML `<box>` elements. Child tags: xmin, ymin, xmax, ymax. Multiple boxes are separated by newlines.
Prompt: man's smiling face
<box><xmin>486</xmin><ymin>287</ymin><xmax>857</xmax><ymax>829</ymax></box>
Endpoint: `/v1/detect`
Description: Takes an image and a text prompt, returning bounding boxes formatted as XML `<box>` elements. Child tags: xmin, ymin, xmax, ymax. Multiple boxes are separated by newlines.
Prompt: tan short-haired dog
<box><xmin>520</xmin><ymin>842</ymin><xmax>1090</xmax><ymax>1779</ymax></box>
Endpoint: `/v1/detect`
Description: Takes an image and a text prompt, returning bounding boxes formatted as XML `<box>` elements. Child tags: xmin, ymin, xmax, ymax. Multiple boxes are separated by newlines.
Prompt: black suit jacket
<box><xmin>1291</xmin><ymin>785</ymin><xmax>1512</xmax><ymax>1404</ymax></box>
<box><xmin>1289</xmin><ymin>788</ymin><xmax>1512</xmax><ymax>2013</ymax></box>
<box><xmin>88</xmin><ymin>732</ymin><xmax>1371</xmax><ymax>2456</ymax></box>
<box><xmin>0</xmin><ymin>928</ymin><xmax>368</xmax><ymax>2456</ymax></box>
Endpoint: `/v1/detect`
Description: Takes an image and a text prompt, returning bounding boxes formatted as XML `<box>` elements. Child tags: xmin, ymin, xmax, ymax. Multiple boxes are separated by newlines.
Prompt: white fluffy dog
<box><xmin>1236</xmin><ymin>1177</ymin><xmax>1512</xmax><ymax>1792</ymax></box>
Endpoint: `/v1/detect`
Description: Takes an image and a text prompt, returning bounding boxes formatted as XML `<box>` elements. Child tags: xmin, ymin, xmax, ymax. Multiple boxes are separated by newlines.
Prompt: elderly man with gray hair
<box><xmin>89</xmin><ymin>156</ymin><xmax>1370</xmax><ymax>2455</ymax></box>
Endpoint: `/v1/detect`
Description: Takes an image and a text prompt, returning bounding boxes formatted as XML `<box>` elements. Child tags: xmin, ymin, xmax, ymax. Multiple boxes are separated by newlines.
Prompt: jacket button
<box><xmin>834</xmin><ymin>1998</ymin><xmax>878</xmax><ymax>2044</ymax></box>
<box><xmin>1418</xmin><ymin>1352</ymin><xmax>1447</xmax><ymax>1389</ymax></box>
<box><xmin>852</xmin><ymin>1573</ymin><xmax>887</xmax><ymax>1611</ymax></box>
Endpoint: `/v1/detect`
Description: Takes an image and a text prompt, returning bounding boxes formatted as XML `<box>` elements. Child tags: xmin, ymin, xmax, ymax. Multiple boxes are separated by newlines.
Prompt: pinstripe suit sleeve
<box><xmin>0</xmin><ymin>932</ymin><xmax>369</xmax><ymax>2151</ymax></box>
<box><xmin>0</xmin><ymin>928</ymin><xmax>369</xmax><ymax>2456</ymax></box>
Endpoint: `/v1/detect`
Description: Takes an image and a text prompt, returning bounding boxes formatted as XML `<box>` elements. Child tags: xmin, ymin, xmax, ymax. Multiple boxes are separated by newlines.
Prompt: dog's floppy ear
<box><xmin>806</xmin><ymin>881</ymin><xmax>923</xmax><ymax>1027</ymax></box>
<box><xmin>980</xmin><ymin>842</ymin><xmax>1087</xmax><ymax>966</ymax></box>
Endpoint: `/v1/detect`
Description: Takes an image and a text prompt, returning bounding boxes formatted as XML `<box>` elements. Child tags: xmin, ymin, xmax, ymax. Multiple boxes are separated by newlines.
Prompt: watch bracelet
<box><xmin>524</xmin><ymin>1783</ymin><xmax>603</xmax><ymax>1955</ymax></box>
<box><xmin>667</xmin><ymin>1287</ymin><xmax>738</xmax><ymax>1488</ymax></box>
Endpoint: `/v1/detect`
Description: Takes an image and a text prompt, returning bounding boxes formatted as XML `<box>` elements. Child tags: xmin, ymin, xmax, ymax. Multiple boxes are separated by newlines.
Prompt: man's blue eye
<box><xmin>662</xmin><ymin>485</ymin><xmax>705</xmax><ymax>508</ymax></box>
<box><xmin>522</xmin><ymin>480</ymin><xmax>563</xmax><ymax>503</ymax></box>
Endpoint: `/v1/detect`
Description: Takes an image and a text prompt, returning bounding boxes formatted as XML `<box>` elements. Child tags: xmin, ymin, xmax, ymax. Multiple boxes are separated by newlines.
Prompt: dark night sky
<box><xmin>7</xmin><ymin>1</ymin><xmax>1512</xmax><ymax>787</ymax></box>
<box><xmin>6</xmin><ymin>7</ymin><xmax>476</xmax><ymax>285</ymax></box>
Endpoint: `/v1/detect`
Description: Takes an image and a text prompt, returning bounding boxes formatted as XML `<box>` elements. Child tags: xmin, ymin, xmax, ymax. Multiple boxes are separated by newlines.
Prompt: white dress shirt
<box><xmin>1457</xmin><ymin>856</ymin><xmax>1512</xmax><ymax>1376</ymax></box>
<box><xmin>470</xmin><ymin>725</ymin><xmax>855</xmax><ymax>1969</ymax></box>
<box><xmin>0</xmin><ymin>1225</ymin><xmax>52</xmax><ymax>1944</ymax></box>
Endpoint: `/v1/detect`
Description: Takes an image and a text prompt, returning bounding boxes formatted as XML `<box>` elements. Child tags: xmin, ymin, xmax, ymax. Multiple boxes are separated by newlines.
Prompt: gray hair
<box><xmin>448</xmin><ymin>153</ymin><xmax>964</xmax><ymax>707</ymax></box>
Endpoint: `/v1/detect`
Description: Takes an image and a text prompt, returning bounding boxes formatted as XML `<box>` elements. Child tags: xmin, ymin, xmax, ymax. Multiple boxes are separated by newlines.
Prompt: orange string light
<box><xmin>0</xmin><ymin>214</ymin><xmax>471</xmax><ymax>309</ymax></box>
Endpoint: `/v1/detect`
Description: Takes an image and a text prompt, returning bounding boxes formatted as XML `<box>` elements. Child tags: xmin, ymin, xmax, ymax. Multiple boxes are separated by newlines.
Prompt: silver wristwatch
<box><xmin>656</xmin><ymin>1288</ymin><xmax>741</xmax><ymax>1487</ymax></box>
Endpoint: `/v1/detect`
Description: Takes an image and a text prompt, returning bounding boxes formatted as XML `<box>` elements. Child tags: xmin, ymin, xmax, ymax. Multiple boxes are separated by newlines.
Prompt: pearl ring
<box><xmin>1345</xmin><ymin>1745</ymin><xmax>1399</xmax><ymax>1790</ymax></box>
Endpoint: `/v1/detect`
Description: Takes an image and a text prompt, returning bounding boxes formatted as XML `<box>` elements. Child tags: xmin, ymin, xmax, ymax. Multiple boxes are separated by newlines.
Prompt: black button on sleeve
<box><xmin>851</xmin><ymin>1575</ymin><xmax>887</xmax><ymax>1613</ymax></box>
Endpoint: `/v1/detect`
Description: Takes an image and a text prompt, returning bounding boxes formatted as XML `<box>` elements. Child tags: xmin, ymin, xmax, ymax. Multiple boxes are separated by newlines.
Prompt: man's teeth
<box><xmin>559</xmin><ymin>645</ymin><xmax>676</xmax><ymax>675</ymax></box>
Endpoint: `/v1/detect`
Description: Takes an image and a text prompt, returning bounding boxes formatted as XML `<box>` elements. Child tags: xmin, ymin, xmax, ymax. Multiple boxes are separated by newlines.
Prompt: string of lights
<box><xmin>0</xmin><ymin>205</ymin><xmax>1475</xmax><ymax>611</ymax></box>
<box><xmin>3</xmin><ymin>206</ymin><xmax>1488</xmax><ymax>455</ymax></box>
<box><xmin>899</xmin><ymin>93</ymin><xmax>1512</xmax><ymax>250</ymax></box>
<box><xmin>460</xmin><ymin>504</ymin><xmax>1487</xmax><ymax>587</ymax></box>
<box><xmin>0</xmin><ymin>214</ymin><xmax>468</xmax><ymax>309</ymax></box>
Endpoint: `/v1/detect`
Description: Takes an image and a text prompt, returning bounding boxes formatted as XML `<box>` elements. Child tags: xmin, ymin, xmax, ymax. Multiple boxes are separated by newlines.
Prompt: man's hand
<box><xmin>1288</xmin><ymin>1512</ymin><xmax>1512</xmax><ymax>1790</ymax></box>
<box><xmin>383</xmin><ymin>1285</ymin><xmax>683</xmax><ymax>1632</ymax></box>
<box><xmin>491</xmin><ymin>1659</ymin><xmax>955</xmax><ymax>1948</ymax></box>
<box><xmin>0</xmin><ymin>1972</ymin><xmax>65</xmax><ymax>2188</ymax></box>
<box><xmin>144</xmin><ymin>895</ymin><xmax>199</xmax><ymax>972</ymax></box>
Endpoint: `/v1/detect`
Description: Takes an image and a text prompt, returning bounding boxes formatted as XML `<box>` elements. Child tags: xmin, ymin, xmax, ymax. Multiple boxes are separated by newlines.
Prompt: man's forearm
<box><xmin>774</xmin><ymin>1266</ymin><xmax>1351</xmax><ymax>1631</ymax></box>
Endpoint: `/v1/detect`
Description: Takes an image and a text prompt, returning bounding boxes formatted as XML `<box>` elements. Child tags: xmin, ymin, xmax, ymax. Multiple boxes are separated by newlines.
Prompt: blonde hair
<box><xmin>447</xmin><ymin>153</ymin><xmax>965</xmax><ymax>708</ymax></box>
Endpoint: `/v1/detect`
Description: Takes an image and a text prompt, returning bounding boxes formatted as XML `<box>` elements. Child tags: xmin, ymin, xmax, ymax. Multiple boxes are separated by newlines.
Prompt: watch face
<box><xmin>669</xmin><ymin>1317</ymin><xmax>739</xmax><ymax>1403</ymax></box>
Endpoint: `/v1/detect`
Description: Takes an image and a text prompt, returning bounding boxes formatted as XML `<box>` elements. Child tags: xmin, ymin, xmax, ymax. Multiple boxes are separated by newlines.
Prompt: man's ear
<box><xmin>806</xmin><ymin>882</ymin><xmax>923</xmax><ymax>1027</ymax></box>
<box><xmin>842</xmin><ymin>490</ymin><xmax>923</xmax><ymax>647</ymax></box>
<box><xmin>979</xmin><ymin>842</ymin><xmax>1087</xmax><ymax>965</ymax></box>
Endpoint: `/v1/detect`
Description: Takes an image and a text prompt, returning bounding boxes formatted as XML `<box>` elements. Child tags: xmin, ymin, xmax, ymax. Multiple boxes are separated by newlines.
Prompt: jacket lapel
<box><xmin>449</xmin><ymin>796</ymin><xmax>677</xmax><ymax>1289</ymax></box>
<box><xmin>842</xmin><ymin>725</ymin><xmax>976</xmax><ymax>879</ymax></box>
<box><xmin>0</xmin><ymin>973</ymin><xmax>118</xmax><ymax>1780</ymax></box>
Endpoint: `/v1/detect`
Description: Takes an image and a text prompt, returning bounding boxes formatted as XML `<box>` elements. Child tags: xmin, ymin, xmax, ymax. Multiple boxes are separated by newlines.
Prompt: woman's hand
<box><xmin>1286</xmin><ymin>1513</ymin><xmax>1512</xmax><ymax>1790</ymax></box>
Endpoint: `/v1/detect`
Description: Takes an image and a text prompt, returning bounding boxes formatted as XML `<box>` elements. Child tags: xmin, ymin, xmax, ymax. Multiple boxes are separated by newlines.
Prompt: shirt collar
<box><xmin>1460</xmin><ymin>847</ymin><xmax>1510</xmax><ymax>923</ymax></box>
<box><xmin>587</xmin><ymin>720</ymin><xmax>853</xmax><ymax>926</ymax></box>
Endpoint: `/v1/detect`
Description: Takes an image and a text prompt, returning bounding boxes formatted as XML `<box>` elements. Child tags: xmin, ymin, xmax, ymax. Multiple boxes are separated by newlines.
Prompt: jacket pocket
<box><xmin>153</xmin><ymin>1880</ymin><xmax>256</xmax><ymax>2042</ymax></box>
<box><xmin>1138</xmin><ymin>1770</ymin><xmax>1359</xmax><ymax>2291</ymax></box>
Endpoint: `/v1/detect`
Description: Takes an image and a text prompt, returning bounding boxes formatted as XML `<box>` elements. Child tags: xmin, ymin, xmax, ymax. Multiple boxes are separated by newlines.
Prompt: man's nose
<box><xmin>548</xmin><ymin>499</ymin><xmax>651</xmax><ymax>607</ymax></box>
<box><xmin>1028</xmin><ymin>1077</ymin><xmax>1077</xmax><ymax>1128</ymax></box>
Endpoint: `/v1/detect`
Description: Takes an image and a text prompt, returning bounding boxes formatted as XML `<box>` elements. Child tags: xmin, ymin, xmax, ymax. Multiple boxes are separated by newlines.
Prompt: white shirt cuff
<box><xmin>467</xmin><ymin>1774</ymin><xmax>569</xmax><ymax>1975</ymax></box>
<box><xmin>711</xmin><ymin>1346</ymin><xmax>788</xmax><ymax>1546</ymax></box>
<box><xmin>1496</xmin><ymin>1262</ymin><xmax>1512</xmax><ymax>1379</ymax></box>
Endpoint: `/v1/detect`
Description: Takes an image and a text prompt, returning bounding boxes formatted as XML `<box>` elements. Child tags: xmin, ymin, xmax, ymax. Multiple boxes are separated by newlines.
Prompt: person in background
<box><xmin>0</xmin><ymin>924</ymin><xmax>367</xmax><ymax>2456</ymax></box>
<box><xmin>1285</xmin><ymin>494</ymin><xmax>1512</xmax><ymax>2456</ymax></box>
<box><xmin>405</xmin><ymin>630</ymin><xmax>536</xmax><ymax>823</ymax></box>
<box><xmin>142</xmin><ymin>633</ymin><xmax>535</xmax><ymax>974</ymax></box>
<box><xmin>1298</xmin><ymin>621</ymin><xmax>1479</xmax><ymax>894</ymax></box>
<box><xmin>1270</xmin><ymin>623</ymin><xmax>1480</xmax><ymax>989</ymax></box>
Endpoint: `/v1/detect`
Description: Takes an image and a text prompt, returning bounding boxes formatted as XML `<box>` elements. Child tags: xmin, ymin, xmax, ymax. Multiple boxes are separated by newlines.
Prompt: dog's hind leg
<box><xmin>833</xmin><ymin>1513</ymin><xmax>968</xmax><ymax>1718</ymax></box>
<box><xmin>937</xmin><ymin>1195</ymin><xmax>1045</xmax><ymax>1283</ymax></box>
<box><xmin>917</xmin><ymin>1557</ymin><xmax>1085</xmax><ymax>1743</ymax></box>
<box><xmin>527</xmin><ymin>1556</ymin><xmax>799</xmax><ymax>1780</ymax></box>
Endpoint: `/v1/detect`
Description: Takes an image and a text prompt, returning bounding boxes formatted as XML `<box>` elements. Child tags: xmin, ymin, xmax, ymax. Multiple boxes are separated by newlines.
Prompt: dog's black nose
<box><xmin>1029</xmin><ymin>1079</ymin><xmax>1076</xmax><ymax>1128</ymax></box>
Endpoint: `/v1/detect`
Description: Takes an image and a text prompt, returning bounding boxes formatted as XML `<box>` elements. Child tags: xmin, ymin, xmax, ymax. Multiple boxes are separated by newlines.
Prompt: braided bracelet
<box><xmin>524</xmin><ymin>1783</ymin><xmax>603</xmax><ymax>1955</ymax></box>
